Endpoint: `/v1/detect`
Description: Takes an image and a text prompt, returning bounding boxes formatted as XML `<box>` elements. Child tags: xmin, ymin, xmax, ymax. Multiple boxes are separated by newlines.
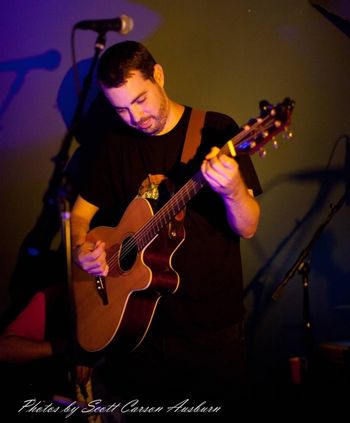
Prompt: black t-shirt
<box><xmin>80</xmin><ymin>106</ymin><xmax>262</xmax><ymax>335</ymax></box>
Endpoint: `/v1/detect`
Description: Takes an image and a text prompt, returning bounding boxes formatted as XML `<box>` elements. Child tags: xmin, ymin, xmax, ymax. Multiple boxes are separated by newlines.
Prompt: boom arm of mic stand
<box><xmin>272</xmin><ymin>189</ymin><xmax>348</xmax><ymax>301</ymax></box>
<box><xmin>272</xmin><ymin>248</ymin><xmax>310</xmax><ymax>300</ymax></box>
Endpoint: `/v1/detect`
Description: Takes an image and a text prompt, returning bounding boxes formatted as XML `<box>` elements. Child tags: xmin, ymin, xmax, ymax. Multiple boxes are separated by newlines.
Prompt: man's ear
<box><xmin>153</xmin><ymin>64</ymin><xmax>164</xmax><ymax>86</ymax></box>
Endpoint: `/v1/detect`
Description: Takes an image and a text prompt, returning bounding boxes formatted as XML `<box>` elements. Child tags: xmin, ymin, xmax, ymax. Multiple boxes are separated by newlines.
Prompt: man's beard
<box><xmin>136</xmin><ymin>88</ymin><xmax>169</xmax><ymax>135</ymax></box>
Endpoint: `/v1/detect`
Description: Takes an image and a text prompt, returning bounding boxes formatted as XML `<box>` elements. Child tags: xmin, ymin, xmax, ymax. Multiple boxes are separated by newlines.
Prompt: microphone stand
<box><xmin>57</xmin><ymin>31</ymin><xmax>106</xmax><ymax>198</ymax></box>
<box><xmin>9</xmin><ymin>33</ymin><xmax>107</xmax><ymax>314</ymax></box>
<box><xmin>272</xmin><ymin>186</ymin><xmax>349</xmax><ymax>377</ymax></box>
<box><xmin>57</xmin><ymin>31</ymin><xmax>107</xmax><ymax>398</ymax></box>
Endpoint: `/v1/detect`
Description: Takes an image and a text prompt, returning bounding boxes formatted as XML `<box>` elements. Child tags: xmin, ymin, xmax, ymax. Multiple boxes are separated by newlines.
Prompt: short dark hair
<box><xmin>97</xmin><ymin>40</ymin><xmax>157</xmax><ymax>87</ymax></box>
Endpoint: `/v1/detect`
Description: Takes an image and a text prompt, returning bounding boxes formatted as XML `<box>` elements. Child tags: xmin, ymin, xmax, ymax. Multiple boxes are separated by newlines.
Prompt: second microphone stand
<box><xmin>272</xmin><ymin>186</ymin><xmax>349</xmax><ymax>369</ymax></box>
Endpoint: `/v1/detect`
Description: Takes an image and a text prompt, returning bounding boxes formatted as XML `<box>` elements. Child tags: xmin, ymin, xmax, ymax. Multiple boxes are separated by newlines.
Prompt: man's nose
<box><xmin>129</xmin><ymin>105</ymin><xmax>143</xmax><ymax>124</ymax></box>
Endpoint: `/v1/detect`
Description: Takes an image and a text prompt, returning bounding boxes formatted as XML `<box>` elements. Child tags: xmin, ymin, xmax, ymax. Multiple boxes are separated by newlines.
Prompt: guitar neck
<box><xmin>135</xmin><ymin>140</ymin><xmax>236</xmax><ymax>249</ymax></box>
<box><xmin>136</xmin><ymin>169</ymin><xmax>206</xmax><ymax>250</ymax></box>
<box><xmin>135</xmin><ymin>97</ymin><xmax>295</xmax><ymax>250</ymax></box>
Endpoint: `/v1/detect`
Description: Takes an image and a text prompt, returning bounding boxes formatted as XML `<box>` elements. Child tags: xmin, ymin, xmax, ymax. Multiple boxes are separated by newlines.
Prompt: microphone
<box><xmin>74</xmin><ymin>14</ymin><xmax>134</xmax><ymax>34</ymax></box>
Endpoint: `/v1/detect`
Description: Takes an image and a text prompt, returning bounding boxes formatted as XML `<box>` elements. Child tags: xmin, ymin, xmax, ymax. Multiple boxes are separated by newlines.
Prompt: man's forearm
<box><xmin>223</xmin><ymin>188</ymin><xmax>260</xmax><ymax>239</ymax></box>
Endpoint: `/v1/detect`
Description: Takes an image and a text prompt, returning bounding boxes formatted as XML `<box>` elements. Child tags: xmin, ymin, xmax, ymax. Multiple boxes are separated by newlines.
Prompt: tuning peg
<box><xmin>259</xmin><ymin>100</ymin><xmax>271</xmax><ymax>112</ymax></box>
<box><xmin>282</xmin><ymin>127</ymin><xmax>293</xmax><ymax>140</ymax></box>
<box><xmin>272</xmin><ymin>138</ymin><xmax>278</xmax><ymax>149</ymax></box>
<box><xmin>259</xmin><ymin>148</ymin><xmax>267</xmax><ymax>158</ymax></box>
<box><xmin>274</xmin><ymin>120</ymin><xmax>282</xmax><ymax>128</ymax></box>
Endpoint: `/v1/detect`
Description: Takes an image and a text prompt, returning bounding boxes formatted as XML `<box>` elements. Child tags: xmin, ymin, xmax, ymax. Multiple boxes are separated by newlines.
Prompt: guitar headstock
<box><xmin>235</xmin><ymin>97</ymin><xmax>295</xmax><ymax>157</ymax></box>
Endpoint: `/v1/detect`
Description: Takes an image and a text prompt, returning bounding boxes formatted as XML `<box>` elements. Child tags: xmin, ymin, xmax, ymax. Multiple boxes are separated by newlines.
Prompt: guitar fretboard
<box><xmin>131</xmin><ymin>97</ymin><xmax>294</xmax><ymax>251</ymax></box>
<box><xmin>134</xmin><ymin>139</ymin><xmax>238</xmax><ymax>250</ymax></box>
<box><xmin>135</xmin><ymin>170</ymin><xmax>205</xmax><ymax>250</ymax></box>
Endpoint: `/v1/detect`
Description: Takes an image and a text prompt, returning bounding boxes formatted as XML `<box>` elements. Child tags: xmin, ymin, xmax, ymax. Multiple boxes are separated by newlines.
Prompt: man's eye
<box><xmin>137</xmin><ymin>97</ymin><xmax>146</xmax><ymax>104</ymax></box>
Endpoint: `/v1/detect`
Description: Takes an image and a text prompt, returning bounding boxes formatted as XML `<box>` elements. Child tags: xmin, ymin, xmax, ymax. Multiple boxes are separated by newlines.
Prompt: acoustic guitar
<box><xmin>72</xmin><ymin>98</ymin><xmax>295</xmax><ymax>352</ymax></box>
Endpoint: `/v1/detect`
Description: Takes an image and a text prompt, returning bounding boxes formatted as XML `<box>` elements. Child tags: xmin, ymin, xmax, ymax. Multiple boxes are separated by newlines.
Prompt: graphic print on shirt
<box><xmin>137</xmin><ymin>174</ymin><xmax>167</xmax><ymax>200</ymax></box>
<box><xmin>137</xmin><ymin>174</ymin><xmax>186</xmax><ymax>224</ymax></box>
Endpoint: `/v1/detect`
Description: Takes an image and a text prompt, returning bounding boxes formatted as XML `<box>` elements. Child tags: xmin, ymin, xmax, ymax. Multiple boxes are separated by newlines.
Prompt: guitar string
<box><xmin>107</xmin><ymin>108</ymin><xmax>289</xmax><ymax>270</ymax></box>
<box><xmin>106</xmin><ymin>113</ymin><xmax>278</xmax><ymax>271</ymax></box>
<box><xmin>107</xmin><ymin>114</ymin><xmax>280</xmax><ymax>272</ymax></box>
<box><xmin>106</xmin><ymin>172</ymin><xmax>205</xmax><ymax>271</ymax></box>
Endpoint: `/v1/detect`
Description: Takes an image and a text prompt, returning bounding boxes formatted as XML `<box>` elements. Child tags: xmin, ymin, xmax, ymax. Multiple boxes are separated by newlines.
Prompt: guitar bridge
<box><xmin>95</xmin><ymin>276</ymin><xmax>108</xmax><ymax>305</ymax></box>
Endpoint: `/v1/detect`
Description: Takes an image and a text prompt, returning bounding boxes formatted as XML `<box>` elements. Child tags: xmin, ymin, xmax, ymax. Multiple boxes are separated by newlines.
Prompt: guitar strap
<box><xmin>180</xmin><ymin>108</ymin><xmax>206</xmax><ymax>164</ymax></box>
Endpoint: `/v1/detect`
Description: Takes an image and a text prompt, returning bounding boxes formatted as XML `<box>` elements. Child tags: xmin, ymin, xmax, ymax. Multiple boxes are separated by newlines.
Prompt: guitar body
<box><xmin>72</xmin><ymin>197</ymin><xmax>185</xmax><ymax>352</ymax></box>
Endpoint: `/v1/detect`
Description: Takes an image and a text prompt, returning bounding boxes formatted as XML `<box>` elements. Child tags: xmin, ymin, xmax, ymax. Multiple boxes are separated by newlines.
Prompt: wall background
<box><xmin>1</xmin><ymin>0</ymin><xmax>349</xmax><ymax>385</ymax></box>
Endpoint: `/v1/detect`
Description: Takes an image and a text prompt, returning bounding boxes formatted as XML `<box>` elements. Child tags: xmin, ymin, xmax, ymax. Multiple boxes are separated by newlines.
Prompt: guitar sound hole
<box><xmin>119</xmin><ymin>236</ymin><xmax>137</xmax><ymax>272</ymax></box>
